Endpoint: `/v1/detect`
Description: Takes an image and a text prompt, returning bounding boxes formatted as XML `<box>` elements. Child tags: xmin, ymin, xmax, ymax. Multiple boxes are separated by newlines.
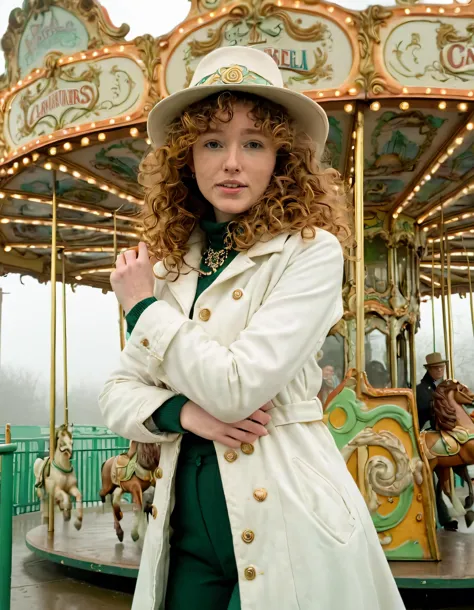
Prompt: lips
<box><xmin>216</xmin><ymin>180</ymin><xmax>247</xmax><ymax>189</ymax></box>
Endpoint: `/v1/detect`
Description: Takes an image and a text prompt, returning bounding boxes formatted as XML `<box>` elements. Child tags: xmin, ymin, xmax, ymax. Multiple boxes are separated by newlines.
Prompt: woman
<box><xmin>99</xmin><ymin>47</ymin><xmax>405</xmax><ymax>610</ymax></box>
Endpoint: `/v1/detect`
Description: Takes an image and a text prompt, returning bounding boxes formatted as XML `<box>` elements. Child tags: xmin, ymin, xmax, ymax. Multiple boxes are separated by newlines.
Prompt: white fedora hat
<box><xmin>147</xmin><ymin>46</ymin><xmax>329</xmax><ymax>158</ymax></box>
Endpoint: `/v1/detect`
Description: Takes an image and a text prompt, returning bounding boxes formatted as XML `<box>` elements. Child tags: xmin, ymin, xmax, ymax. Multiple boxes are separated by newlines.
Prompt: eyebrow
<box><xmin>205</xmin><ymin>127</ymin><xmax>265</xmax><ymax>136</ymax></box>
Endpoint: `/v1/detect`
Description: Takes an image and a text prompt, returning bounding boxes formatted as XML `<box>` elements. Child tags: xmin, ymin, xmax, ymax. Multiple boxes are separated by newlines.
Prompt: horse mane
<box><xmin>136</xmin><ymin>442</ymin><xmax>161</xmax><ymax>471</ymax></box>
<box><xmin>433</xmin><ymin>381</ymin><xmax>458</xmax><ymax>431</ymax></box>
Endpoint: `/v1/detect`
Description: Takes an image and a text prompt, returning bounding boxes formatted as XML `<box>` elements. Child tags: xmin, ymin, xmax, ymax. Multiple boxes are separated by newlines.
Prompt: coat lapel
<box><xmin>152</xmin><ymin>229</ymin><xmax>203</xmax><ymax>316</ymax></box>
<box><xmin>153</xmin><ymin>229</ymin><xmax>290</xmax><ymax>315</ymax></box>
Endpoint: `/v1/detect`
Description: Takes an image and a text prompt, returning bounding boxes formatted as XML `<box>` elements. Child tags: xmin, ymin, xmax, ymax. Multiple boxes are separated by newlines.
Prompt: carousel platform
<box><xmin>391</xmin><ymin>529</ymin><xmax>474</xmax><ymax>590</ymax></box>
<box><xmin>24</xmin><ymin>505</ymin><xmax>474</xmax><ymax>590</ymax></box>
<box><xmin>25</xmin><ymin>504</ymin><xmax>141</xmax><ymax>578</ymax></box>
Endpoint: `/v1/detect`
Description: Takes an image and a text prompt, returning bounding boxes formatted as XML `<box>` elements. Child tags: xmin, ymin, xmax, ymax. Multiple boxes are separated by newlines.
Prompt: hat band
<box><xmin>195</xmin><ymin>64</ymin><xmax>273</xmax><ymax>87</ymax></box>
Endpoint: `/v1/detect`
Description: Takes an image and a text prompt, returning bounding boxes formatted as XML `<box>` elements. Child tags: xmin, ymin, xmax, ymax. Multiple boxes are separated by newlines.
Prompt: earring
<box><xmin>192</xmin><ymin>172</ymin><xmax>195</xmax><ymax>179</ymax></box>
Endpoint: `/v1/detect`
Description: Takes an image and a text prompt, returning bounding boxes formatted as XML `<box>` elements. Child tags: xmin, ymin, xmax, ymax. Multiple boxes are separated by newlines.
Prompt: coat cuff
<box><xmin>126</xmin><ymin>296</ymin><xmax>158</xmax><ymax>335</ymax></box>
<box><xmin>151</xmin><ymin>395</ymin><xmax>188</xmax><ymax>434</ymax></box>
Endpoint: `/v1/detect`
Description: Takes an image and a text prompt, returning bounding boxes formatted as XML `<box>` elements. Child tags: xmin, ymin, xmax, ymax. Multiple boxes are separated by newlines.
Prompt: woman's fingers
<box><xmin>219</xmin><ymin>436</ymin><xmax>241</xmax><ymax>449</ymax></box>
<box><xmin>124</xmin><ymin>248</ymin><xmax>138</xmax><ymax>264</ymax></box>
<box><xmin>115</xmin><ymin>252</ymin><xmax>126</xmax><ymax>269</ymax></box>
<box><xmin>224</xmin><ymin>427</ymin><xmax>258</xmax><ymax>444</ymax></box>
<box><xmin>138</xmin><ymin>241</ymin><xmax>149</xmax><ymax>262</ymax></box>
<box><xmin>248</xmin><ymin>409</ymin><xmax>272</xmax><ymax>426</ymax></box>
<box><xmin>233</xmin><ymin>418</ymin><xmax>268</xmax><ymax>437</ymax></box>
<box><xmin>260</xmin><ymin>401</ymin><xmax>274</xmax><ymax>412</ymax></box>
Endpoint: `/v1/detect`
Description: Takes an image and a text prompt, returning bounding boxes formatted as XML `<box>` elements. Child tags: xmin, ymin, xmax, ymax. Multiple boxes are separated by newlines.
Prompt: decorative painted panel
<box><xmin>384</xmin><ymin>18</ymin><xmax>474</xmax><ymax>91</ymax></box>
<box><xmin>5</xmin><ymin>57</ymin><xmax>146</xmax><ymax>151</ymax></box>
<box><xmin>164</xmin><ymin>8</ymin><xmax>355</xmax><ymax>95</ymax></box>
<box><xmin>325</xmin><ymin>377</ymin><xmax>439</xmax><ymax>561</ymax></box>
<box><xmin>17</xmin><ymin>7</ymin><xmax>89</xmax><ymax>78</ymax></box>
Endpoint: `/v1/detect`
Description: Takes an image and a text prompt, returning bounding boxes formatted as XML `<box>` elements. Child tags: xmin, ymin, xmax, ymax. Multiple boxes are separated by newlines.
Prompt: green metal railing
<box><xmin>0</xmin><ymin>442</ymin><xmax>17</xmax><ymax>610</ymax></box>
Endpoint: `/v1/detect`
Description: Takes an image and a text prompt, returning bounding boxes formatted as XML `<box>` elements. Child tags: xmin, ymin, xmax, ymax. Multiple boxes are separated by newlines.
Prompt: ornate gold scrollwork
<box><xmin>1</xmin><ymin>0</ymin><xmax>130</xmax><ymax>86</ymax></box>
<box><xmin>135</xmin><ymin>34</ymin><xmax>162</xmax><ymax>111</ymax></box>
<box><xmin>353</xmin><ymin>5</ymin><xmax>392</xmax><ymax>95</ymax></box>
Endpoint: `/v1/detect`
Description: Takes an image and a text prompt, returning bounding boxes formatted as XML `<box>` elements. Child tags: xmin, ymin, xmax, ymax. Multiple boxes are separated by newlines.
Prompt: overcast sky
<box><xmin>0</xmin><ymin>0</ymin><xmax>468</xmax><ymax>425</ymax></box>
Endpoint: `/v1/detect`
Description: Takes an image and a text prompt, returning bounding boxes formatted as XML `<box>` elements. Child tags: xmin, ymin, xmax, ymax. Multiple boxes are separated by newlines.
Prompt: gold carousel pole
<box><xmin>462</xmin><ymin>237</ymin><xmax>474</xmax><ymax>337</ymax></box>
<box><xmin>61</xmin><ymin>251</ymin><xmax>69</xmax><ymax>428</ymax></box>
<box><xmin>113</xmin><ymin>211</ymin><xmax>126</xmax><ymax>350</ymax></box>
<box><xmin>431</xmin><ymin>242</ymin><xmax>436</xmax><ymax>351</ymax></box>
<box><xmin>439</xmin><ymin>209</ymin><xmax>449</xmax><ymax>371</ymax></box>
<box><xmin>354</xmin><ymin>108</ymin><xmax>365</xmax><ymax>393</ymax></box>
<box><xmin>445</xmin><ymin>234</ymin><xmax>455</xmax><ymax>379</ymax></box>
<box><xmin>48</xmin><ymin>170</ymin><xmax>58</xmax><ymax>534</ymax></box>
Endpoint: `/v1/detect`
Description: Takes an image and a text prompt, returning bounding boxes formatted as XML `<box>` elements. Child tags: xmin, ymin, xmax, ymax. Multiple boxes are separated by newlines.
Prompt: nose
<box><xmin>223</xmin><ymin>144</ymin><xmax>242</xmax><ymax>173</ymax></box>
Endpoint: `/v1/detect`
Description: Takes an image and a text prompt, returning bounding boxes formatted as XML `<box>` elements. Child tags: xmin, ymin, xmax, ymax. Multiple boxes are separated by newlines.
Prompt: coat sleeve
<box><xmin>98</xmin><ymin>349</ymin><xmax>183</xmax><ymax>442</ymax></box>
<box><xmin>110</xmin><ymin>229</ymin><xmax>344</xmax><ymax>424</ymax></box>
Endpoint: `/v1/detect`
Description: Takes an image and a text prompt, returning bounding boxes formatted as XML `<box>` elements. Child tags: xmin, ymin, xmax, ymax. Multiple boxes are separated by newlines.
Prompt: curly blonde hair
<box><xmin>139</xmin><ymin>92</ymin><xmax>352</xmax><ymax>276</ymax></box>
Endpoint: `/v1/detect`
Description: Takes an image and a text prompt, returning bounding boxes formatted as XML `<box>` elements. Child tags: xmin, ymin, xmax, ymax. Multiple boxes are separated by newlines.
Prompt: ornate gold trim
<box><xmin>353</xmin><ymin>5</ymin><xmax>392</xmax><ymax>95</ymax></box>
<box><xmin>134</xmin><ymin>34</ymin><xmax>161</xmax><ymax>112</ymax></box>
<box><xmin>0</xmin><ymin>0</ymin><xmax>129</xmax><ymax>87</ymax></box>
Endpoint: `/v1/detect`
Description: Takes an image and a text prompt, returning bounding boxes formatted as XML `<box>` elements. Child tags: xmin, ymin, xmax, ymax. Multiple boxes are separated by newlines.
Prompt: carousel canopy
<box><xmin>0</xmin><ymin>0</ymin><xmax>474</xmax><ymax>293</ymax></box>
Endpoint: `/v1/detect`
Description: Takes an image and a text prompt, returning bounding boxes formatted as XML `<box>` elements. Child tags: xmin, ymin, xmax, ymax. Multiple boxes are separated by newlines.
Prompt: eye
<box><xmin>245</xmin><ymin>141</ymin><xmax>264</xmax><ymax>149</ymax></box>
<box><xmin>204</xmin><ymin>140</ymin><xmax>222</xmax><ymax>150</ymax></box>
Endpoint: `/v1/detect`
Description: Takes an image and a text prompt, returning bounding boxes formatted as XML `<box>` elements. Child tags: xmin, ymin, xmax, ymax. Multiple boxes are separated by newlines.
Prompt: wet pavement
<box><xmin>11</xmin><ymin>510</ymin><xmax>474</xmax><ymax>609</ymax></box>
<box><xmin>12</xmin><ymin>510</ymin><xmax>134</xmax><ymax>610</ymax></box>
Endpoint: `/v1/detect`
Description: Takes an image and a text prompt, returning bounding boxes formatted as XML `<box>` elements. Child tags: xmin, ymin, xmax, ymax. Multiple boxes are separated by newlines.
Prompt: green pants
<box><xmin>165</xmin><ymin>441</ymin><xmax>240</xmax><ymax>609</ymax></box>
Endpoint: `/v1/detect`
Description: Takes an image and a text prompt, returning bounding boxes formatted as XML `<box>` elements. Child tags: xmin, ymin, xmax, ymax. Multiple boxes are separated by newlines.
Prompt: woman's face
<box><xmin>191</xmin><ymin>103</ymin><xmax>277</xmax><ymax>223</ymax></box>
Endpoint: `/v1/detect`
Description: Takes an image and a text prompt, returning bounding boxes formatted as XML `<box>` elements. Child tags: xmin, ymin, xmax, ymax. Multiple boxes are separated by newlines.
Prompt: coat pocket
<box><xmin>292</xmin><ymin>457</ymin><xmax>356</xmax><ymax>545</ymax></box>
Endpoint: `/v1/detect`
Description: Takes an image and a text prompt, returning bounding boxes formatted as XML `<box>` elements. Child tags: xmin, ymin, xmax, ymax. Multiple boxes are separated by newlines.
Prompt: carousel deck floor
<box><xmin>25</xmin><ymin>504</ymin><xmax>141</xmax><ymax>577</ymax></box>
<box><xmin>15</xmin><ymin>507</ymin><xmax>474</xmax><ymax>609</ymax></box>
<box><xmin>13</xmin><ymin>507</ymin><xmax>134</xmax><ymax>610</ymax></box>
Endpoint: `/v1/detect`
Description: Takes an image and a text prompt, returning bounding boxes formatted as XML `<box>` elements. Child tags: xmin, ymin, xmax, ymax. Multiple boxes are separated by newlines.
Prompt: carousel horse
<box><xmin>33</xmin><ymin>424</ymin><xmax>83</xmax><ymax>531</ymax></box>
<box><xmin>420</xmin><ymin>379</ymin><xmax>474</xmax><ymax>527</ymax></box>
<box><xmin>99</xmin><ymin>440</ymin><xmax>161</xmax><ymax>542</ymax></box>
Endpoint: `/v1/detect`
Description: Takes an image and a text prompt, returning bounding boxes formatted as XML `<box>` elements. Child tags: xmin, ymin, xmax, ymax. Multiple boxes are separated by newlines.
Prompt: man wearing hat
<box><xmin>416</xmin><ymin>353</ymin><xmax>457</xmax><ymax>530</ymax></box>
<box><xmin>416</xmin><ymin>352</ymin><xmax>448</xmax><ymax>430</ymax></box>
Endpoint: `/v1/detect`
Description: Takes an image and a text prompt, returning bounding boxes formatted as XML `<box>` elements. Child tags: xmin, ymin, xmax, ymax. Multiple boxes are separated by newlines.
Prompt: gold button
<box><xmin>154</xmin><ymin>467</ymin><xmax>163</xmax><ymax>480</ymax></box>
<box><xmin>224</xmin><ymin>449</ymin><xmax>238</xmax><ymax>463</ymax></box>
<box><xmin>242</xmin><ymin>529</ymin><xmax>255</xmax><ymax>544</ymax></box>
<box><xmin>199</xmin><ymin>308</ymin><xmax>211</xmax><ymax>321</ymax></box>
<box><xmin>244</xmin><ymin>566</ymin><xmax>257</xmax><ymax>580</ymax></box>
<box><xmin>241</xmin><ymin>443</ymin><xmax>254</xmax><ymax>455</ymax></box>
<box><xmin>141</xmin><ymin>338</ymin><xmax>150</xmax><ymax>347</ymax></box>
<box><xmin>151</xmin><ymin>505</ymin><xmax>158</xmax><ymax>520</ymax></box>
<box><xmin>253</xmin><ymin>488</ymin><xmax>267</xmax><ymax>502</ymax></box>
<box><xmin>232</xmin><ymin>289</ymin><xmax>243</xmax><ymax>300</ymax></box>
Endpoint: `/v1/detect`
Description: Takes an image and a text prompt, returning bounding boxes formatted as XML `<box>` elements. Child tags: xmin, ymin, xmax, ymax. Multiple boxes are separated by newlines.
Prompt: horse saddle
<box><xmin>111</xmin><ymin>452</ymin><xmax>156</xmax><ymax>487</ymax></box>
<box><xmin>428</xmin><ymin>427</ymin><xmax>474</xmax><ymax>458</ymax></box>
<box><xmin>35</xmin><ymin>457</ymin><xmax>51</xmax><ymax>489</ymax></box>
<box><xmin>111</xmin><ymin>452</ymin><xmax>138</xmax><ymax>487</ymax></box>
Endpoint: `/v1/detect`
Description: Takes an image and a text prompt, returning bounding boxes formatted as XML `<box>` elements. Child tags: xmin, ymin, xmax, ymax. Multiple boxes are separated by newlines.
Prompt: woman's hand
<box><xmin>111</xmin><ymin>242</ymin><xmax>155</xmax><ymax>314</ymax></box>
<box><xmin>180</xmin><ymin>400</ymin><xmax>273</xmax><ymax>448</ymax></box>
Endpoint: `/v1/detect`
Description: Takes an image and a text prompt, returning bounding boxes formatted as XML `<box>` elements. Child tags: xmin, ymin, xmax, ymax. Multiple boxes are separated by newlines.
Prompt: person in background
<box><xmin>416</xmin><ymin>352</ymin><xmax>456</xmax><ymax>530</ymax></box>
<box><xmin>366</xmin><ymin>360</ymin><xmax>390</xmax><ymax>389</ymax></box>
<box><xmin>416</xmin><ymin>352</ymin><xmax>447</xmax><ymax>430</ymax></box>
<box><xmin>318</xmin><ymin>363</ymin><xmax>340</xmax><ymax>405</ymax></box>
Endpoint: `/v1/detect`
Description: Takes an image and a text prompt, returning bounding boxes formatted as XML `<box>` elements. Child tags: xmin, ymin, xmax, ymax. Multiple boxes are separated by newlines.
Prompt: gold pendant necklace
<box><xmin>199</xmin><ymin>232</ymin><xmax>233</xmax><ymax>277</ymax></box>
<box><xmin>199</xmin><ymin>243</ymin><xmax>232</xmax><ymax>277</ymax></box>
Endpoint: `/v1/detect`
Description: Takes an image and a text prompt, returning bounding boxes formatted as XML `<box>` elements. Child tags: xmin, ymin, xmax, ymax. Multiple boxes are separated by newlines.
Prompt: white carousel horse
<box><xmin>34</xmin><ymin>424</ymin><xmax>83</xmax><ymax>531</ymax></box>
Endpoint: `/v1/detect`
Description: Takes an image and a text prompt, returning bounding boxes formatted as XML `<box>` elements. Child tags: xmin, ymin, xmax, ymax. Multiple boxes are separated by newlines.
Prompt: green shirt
<box><xmin>125</xmin><ymin>216</ymin><xmax>239</xmax><ymax>436</ymax></box>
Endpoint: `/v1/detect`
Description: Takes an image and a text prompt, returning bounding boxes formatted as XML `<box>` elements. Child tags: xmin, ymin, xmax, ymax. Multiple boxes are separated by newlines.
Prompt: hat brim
<box><xmin>147</xmin><ymin>83</ymin><xmax>329</xmax><ymax>158</ymax></box>
<box><xmin>423</xmin><ymin>361</ymin><xmax>448</xmax><ymax>368</ymax></box>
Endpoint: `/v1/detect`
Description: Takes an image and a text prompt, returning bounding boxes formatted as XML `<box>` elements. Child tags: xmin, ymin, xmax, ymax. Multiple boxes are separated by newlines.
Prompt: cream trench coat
<box><xmin>99</xmin><ymin>227</ymin><xmax>405</xmax><ymax>610</ymax></box>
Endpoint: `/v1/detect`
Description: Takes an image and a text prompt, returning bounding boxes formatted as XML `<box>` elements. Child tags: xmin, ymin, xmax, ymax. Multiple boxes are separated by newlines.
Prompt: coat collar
<box><xmin>153</xmin><ymin>227</ymin><xmax>290</xmax><ymax>316</ymax></box>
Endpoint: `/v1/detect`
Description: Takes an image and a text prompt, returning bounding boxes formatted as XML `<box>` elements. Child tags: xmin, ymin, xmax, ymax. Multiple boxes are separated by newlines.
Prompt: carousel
<box><xmin>2</xmin><ymin>0</ymin><xmax>474</xmax><ymax>600</ymax></box>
